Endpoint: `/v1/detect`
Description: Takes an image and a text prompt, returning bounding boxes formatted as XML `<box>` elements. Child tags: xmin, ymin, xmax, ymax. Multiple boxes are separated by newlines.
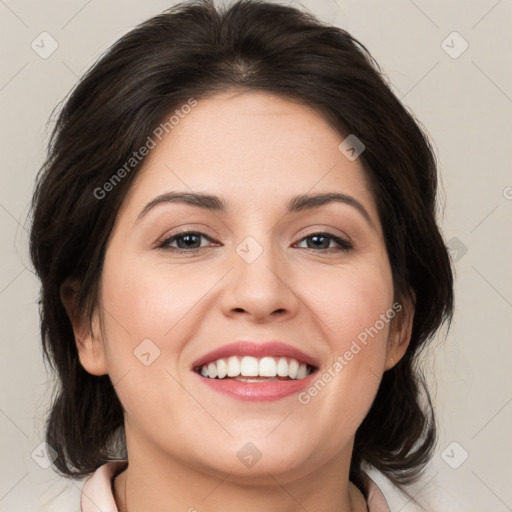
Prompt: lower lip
<box><xmin>194</xmin><ymin>372</ymin><xmax>317</xmax><ymax>401</ymax></box>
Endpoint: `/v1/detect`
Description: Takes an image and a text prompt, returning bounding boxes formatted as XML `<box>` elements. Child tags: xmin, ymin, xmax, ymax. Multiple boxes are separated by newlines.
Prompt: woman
<box><xmin>29</xmin><ymin>0</ymin><xmax>454</xmax><ymax>510</ymax></box>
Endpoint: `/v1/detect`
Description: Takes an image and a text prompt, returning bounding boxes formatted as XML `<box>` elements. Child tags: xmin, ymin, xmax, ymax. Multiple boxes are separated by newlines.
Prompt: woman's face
<box><xmin>79</xmin><ymin>90</ymin><xmax>410</xmax><ymax>482</ymax></box>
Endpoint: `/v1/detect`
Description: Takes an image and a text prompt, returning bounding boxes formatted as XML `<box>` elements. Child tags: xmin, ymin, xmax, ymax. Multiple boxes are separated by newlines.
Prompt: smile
<box><xmin>196</xmin><ymin>355</ymin><xmax>315</xmax><ymax>380</ymax></box>
<box><xmin>191</xmin><ymin>341</ymin><xmax>319</xmax><ymax>401</ymax></box>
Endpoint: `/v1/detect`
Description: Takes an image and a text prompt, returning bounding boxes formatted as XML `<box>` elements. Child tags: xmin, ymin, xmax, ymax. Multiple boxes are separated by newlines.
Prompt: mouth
<box><xmin>194</xmin><ymin>355</ymin><xmax>316</xmax><ymax>381</ymax></box>
<box><xmin>191</xmin><ymin>341</ymin><xmax>319</xmax><ymax>401</ymax></box>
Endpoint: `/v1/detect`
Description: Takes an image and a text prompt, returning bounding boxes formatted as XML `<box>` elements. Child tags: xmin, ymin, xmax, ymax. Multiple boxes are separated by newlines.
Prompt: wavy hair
<box><xmin>29</xmin><ymin>0</ymin><xmax>454</xmax><ymax>499</ymax></box>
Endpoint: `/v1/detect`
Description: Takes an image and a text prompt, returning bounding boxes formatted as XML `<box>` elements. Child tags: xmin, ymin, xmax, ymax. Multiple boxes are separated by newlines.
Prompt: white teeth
<box><xmin>288</xmin><ymin>359</ymin><xmax>299</xmax><ymax>379</ymax></box>
<box><xmin>240</xmin><ymin>356</ymin><xmax>259</xmax><ymax>376</ymax></box>
<box><xmin>227</xmin><ymin>356</ymin><xmax>240</xmax><ymax>377</ymax></box>
<box><xmin>276</xmin><ymin>357</ymin><xmax>288</xmax><ymax>377</ymax></box>
<box><xmin>259</xmin><ymin>357</ymin><xmax>277</xmax><ymax>377</ymax></box>
<box><xmin>216</xmin><ymin>358</ymin><xmax>227</xmax><ymax>379</ymax></box>
<box><xmin>199</xmin><ymin>356</ymin><xmax>313</xmax><ymax>380</ymax></box>
<box><xmin>297</xmin><ymin>363</ymin><xmax>308</xmax><ymax>379</ymax></box>
<box><xmin>207</xmin><ymin>362</ymin><xmax>217</xmax><ymax>379</ymax></box>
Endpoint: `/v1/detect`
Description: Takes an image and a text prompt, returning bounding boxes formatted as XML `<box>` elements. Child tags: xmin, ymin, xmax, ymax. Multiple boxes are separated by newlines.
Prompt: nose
<box><xmin>220</xmin><ymin>237</ymin><xmax>300</xmax><ymax>324</ymax></box>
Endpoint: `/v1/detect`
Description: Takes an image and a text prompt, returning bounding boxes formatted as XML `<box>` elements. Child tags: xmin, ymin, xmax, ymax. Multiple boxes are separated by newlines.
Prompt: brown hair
<box><xmin>29</xmin><ymin>0</ymin><xmax>454</xmax><ymax>499</ymax></box>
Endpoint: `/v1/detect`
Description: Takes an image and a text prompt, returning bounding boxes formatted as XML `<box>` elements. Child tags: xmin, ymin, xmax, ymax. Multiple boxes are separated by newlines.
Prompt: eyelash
<box><xmin>157</xmin><ymin>230</ymin><xmax>353</xmax><ymax>253</ymax></box>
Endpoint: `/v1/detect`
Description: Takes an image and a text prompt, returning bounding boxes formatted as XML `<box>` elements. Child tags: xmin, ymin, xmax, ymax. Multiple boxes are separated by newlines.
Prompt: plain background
<box><xmin>0</xmin><ymin>0</ymin><xmax>511</xmax><ymax>510</ymax></box>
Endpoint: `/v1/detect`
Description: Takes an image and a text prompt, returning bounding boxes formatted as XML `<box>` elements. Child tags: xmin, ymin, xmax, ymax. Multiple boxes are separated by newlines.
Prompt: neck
<box><xmin>113</xmin><ymin>435</ymin><xmax>367</xmax><ymax>512</ymax></box>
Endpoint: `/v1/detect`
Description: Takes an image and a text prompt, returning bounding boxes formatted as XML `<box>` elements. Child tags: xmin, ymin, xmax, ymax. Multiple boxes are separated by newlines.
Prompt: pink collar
<box><xmin>81</xmin><ymin>460</ymin><xmax>390</xmax><ymax>512</ymax></box>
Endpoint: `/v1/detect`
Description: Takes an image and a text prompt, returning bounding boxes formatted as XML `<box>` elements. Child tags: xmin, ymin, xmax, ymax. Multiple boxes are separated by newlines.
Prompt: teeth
<box><xmin>216</xmin><ymin>358</ymin><xmax>227</xmax><ymax>379</ymax></box>
<box><xmin>207</xmin><ymin>362</ymin><xmax>217</xmax><ymax>379</ymax></box>
<box><xmin>227</xmin><ymin>356</ymin><xmax>240</xmax><ymax>377</ymax></box>
<box><xmin>297</xmin><ymin>363</ymin><xmax>308</xmax><ymax>379</ymax></box>
<box><xmin>288</xmin><ymin>359</ymin><xmax>299</xmax><ymax>379</ymax></box>
<box><xmin>259</xmin><ymin>357</ymin><xmax>277</xmax><ymax>377</ymax></box>
<box><xmin>276</xmin><ymin>357</ymin><xmax>288</xmax><ymax>377</ymax></box>
<box><xmin>199</xmin><ymin>356</ymin><xmax>313</xmax><ymax>380</ymax></box>
<box><xmin>241</xmin><ymin>356</ymin><xmax>259</xmax><ymax>376</ymax></box>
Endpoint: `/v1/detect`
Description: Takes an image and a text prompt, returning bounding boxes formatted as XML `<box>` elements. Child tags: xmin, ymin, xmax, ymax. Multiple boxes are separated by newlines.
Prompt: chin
<box><xmin>191</xmin><ymin>437</ymin><xmax>319</xmax><ymax>481</ymax></box>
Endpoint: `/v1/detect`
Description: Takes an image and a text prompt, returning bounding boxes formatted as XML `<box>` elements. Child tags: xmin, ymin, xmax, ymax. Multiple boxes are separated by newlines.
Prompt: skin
<box><xmin>62</xmin><ymin>90</ymin><xmax>413</xmax><ymax>512</ymax></box>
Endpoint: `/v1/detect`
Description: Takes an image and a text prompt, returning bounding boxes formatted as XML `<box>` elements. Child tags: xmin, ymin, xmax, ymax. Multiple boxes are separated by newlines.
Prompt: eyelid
<box><xmin>294</xmin><ymin>225</ymin><xmax>353</xmax><ymax>244</ymax></box>
<box><xmin>157</xmin><ymin>228</ymin><xmax>353</xmax><ymax>253</ymax></box>
<box><xmin>156</xmin><ymin>230</ymin><xmax>216</xmax><ymax>250</ymax></box>
<box><xmin>155</xmin><ymin>224</ymin><xmax>218</xmax><ymax>247</ymax></box>
<box><xmin>294</xmin><ymin>231</ymin><xmax>353</xmax><ymax>251</ymax></box>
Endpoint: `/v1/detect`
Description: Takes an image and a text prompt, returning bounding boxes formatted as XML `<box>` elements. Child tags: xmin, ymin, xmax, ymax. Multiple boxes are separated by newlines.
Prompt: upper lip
<box><xmin>192</xmin><ymin>341</ymin><xmax>319</xmax><ymax>370</ymax></box>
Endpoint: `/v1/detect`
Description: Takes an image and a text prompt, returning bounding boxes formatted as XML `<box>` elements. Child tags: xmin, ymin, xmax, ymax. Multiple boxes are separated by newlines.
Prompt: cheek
<box><xmin>100</xmin><ymin>256</ymin><xmax>207</xmax><ymax>347</ymax></box>
<box><xmin>304</xmin><ymin>257</ymin><xmax>394</xmax><ymax>355</ymax></box>
<box><xmin>97</xmin><ymin>254</ymin><xmax>222</xmax><ymax>408</ymax></box>
<box><xmin>296</xmin><ymin>259</ymin><xmax>394</xmax><ymax>437</ymax></box>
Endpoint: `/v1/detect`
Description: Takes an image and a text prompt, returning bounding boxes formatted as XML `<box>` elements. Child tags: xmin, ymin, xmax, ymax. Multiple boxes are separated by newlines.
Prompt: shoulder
<box><xmin>366</xmin><ymin>476</ymin><xmax>392</xmax><ymax>512</ymax></box>
<box><xmin>81</xmin><ymin>460</ymin><xmax>128</xmax><ymax>512</ymax></box>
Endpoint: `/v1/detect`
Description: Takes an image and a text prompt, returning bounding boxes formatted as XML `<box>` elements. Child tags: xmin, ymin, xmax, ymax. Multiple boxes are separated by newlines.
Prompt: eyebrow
<box><xmin>136</xmin><ymin>191</ymin><xmax>374</xmax><ymax>228</ymax></box>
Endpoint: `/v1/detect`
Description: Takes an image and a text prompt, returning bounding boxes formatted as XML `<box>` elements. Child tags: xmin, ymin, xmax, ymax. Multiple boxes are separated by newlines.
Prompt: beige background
<box><xmin>1</xmin><ymin>0</ymin><xmax>511</xmax><ymax>510</ymax></box>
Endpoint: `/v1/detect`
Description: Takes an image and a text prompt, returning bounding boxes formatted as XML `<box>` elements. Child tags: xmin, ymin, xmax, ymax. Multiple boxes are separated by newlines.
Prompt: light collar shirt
<box><xmin>81</xmin><ymin>460</ymin><xmax>391</xmax><ymax>512</ymax></box>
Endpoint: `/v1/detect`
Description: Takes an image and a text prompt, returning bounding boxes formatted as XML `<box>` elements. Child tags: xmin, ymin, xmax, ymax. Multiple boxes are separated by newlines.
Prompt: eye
<box><xmin>158</xmin><ymin>231</ymin><xmax>217</xmax><ymax>252</ymax></box>
<box><xmin>157</xmin><ymin>230</ymin><xmax>352</xmax><ymax>253</ymax></box>
<box><xmin>294</xmin><ymin>232</ymin><xmax>352</xmax><ymax>252</ymax></box>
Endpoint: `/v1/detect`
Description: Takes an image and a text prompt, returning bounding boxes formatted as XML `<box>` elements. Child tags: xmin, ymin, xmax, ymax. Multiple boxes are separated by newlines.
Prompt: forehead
<box><xmin>118</xmin><ymin>90</ymin><xmax>378</xmax><ymax>223</ymax></box>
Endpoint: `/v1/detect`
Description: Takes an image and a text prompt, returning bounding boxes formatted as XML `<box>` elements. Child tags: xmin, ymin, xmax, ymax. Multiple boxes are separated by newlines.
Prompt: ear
<box><xmin>60</xmin><ymin>278</ymin><xmax>109</xmax><ymax>376</ymax></box>
<box><xmin>384</xmin><ymin>289</ymin><xmax>416</xmax><ymax>371</ymax></box>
